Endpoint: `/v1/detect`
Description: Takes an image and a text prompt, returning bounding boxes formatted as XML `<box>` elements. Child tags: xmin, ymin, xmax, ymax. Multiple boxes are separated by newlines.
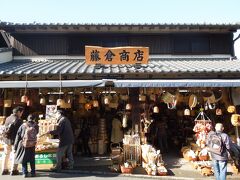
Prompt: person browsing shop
<box><xmin>14</xmin><ymin>114</ymin><xmax>39</xmax><ymax>177</ymax></box>
<box><xmin>207</xmin><ymin>123</ymin><xmax>230</xmax><ymax>180</ymax></box>
<box><xmin>1</xmin><ymin>106</ymin><xmax>24</xmax><ymax>176</ymax></box>
<box><xmin>47</xmin><ymin>109</ymin><xmax>74</xmax><ymax>172</ymax></box>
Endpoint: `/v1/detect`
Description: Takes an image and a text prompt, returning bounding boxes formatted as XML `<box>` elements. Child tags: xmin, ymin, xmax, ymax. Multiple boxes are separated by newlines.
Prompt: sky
<box><xmin>0</xmin><ymin>0</ymin><xmax>239</xmax><ymax>57</ymax></box>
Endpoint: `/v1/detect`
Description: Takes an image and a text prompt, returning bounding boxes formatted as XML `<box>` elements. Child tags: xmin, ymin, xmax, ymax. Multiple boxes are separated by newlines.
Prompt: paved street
<box><xmin>1</xmin><ymin>170</ymin><xmax>240</xmax><ymax>180</ymax></box>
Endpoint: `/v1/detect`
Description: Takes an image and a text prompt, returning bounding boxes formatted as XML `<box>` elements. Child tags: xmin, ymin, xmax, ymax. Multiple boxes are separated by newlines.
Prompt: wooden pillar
<box><xmin>3</xmin><ymin>89</ymin><xmax>7</xmax><ymax>116</ymax></box>
<box><xmin>129</xmin><ymin>88</ymin><xmax>140</xmax><ymax>133</ymax></box>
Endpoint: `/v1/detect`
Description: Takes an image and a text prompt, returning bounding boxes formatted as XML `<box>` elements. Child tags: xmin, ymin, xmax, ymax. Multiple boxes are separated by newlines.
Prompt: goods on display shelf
<box><xmin>141</xmin><ymin>144</ymin><xmax>166</xmax><ymax>176</ymax></box>
<box><xmin>123</xmin><ymin>134</ymin><xmax>141</xmax><ymax>165</ymax></box>
<box><xmin>38</xmin><ymin>119</ymin><xmax>58</xmax><ymax>137</ymax></box>
<box><xmin>191</xmin><ymin>161</ymin><xmax>214</xmax><ymax>176</ymax></box>
<box><xmin>35</xmin><ymin>137</ymin><xmax>59</xmax><ymax>152</ymax></box>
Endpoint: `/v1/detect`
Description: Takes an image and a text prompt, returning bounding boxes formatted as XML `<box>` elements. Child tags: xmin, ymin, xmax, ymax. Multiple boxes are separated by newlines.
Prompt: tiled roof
<box><xmin>0</xmin><ymin>56</ymin><xmax>240</xmax><ymax>75</ymax></box>
<box><xmin>1</xmin><ymin>22</ymin><xmax>239</xmax><ymax>33</ymax></box>
<box><xmin>1</xmin><ymin>21</ymin><xmax>240</xmax><ymax>27</ymax></box>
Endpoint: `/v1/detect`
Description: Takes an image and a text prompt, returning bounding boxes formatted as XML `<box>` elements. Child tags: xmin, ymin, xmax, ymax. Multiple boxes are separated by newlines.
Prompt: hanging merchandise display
<box><xmin>184</xmin><ymin>108</ymin><xmax>191</xmax><ymax>116</ymax></box>
<box><xmin>40</xmin><ymin>97</ymin><xmax>46</xmax><ymax>106</ymax></box>
<box><xmin>227</xmin><ymin>105</ymin><xmax>236</xmax><ymax>113</ymax></box>
<box><xmin>93</xmin><ymin>100</ymin><xmax>99</xmax><ymax>107</ymax></box>
<box><xmin>84</xmin><ymin>103</ymin><xmax>92</xmax><ymax>110</ymax></box>
<box><xmin>153</xmin><ymin>106</ymin><xmax>159</xmax><ymax>113</ymax></box>
<box><xmin>125</xmin><ymin>88</ymin><xmax>131</xmax><ymax>110</ymax></box>
<box><xmin>188</xmin><ymin>94</ymin><xmax>197</xmax><ymax>110</ymax></box>
<box><xmin>126</xmin><ymin>103</ymin><xmax>132</xmax><ymax>110</ymax></box>
<box><xmin>56</xmin><ymin>73</ymin><xmax>67</xmax><ymax>108</ymax></box>
<box><xmin>231</xmin><ymin>114</ymin><xmax>240</xmax><ymax>127</ymax></box>
<box><xmin>21</xmin><ymin>74</ymin><xmax>29</xmax><ymax>103</ymax></box>
<box><xmin>215</xmin><ymin>108</ymin><xmax>223</xmax><ymax>116</ymax></box>
<box><xmin>193</xmin><ymin>110</ymin><xmax>212</xmax><ymax>148</ymax></box>
<box><xmin>122</xmin><ymin>114</ymin><xmax>128</xmax><ymax>128</ymax></box>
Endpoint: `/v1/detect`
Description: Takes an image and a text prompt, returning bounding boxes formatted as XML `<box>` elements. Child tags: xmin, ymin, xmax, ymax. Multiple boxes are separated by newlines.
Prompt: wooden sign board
<box><xmin>85</xmin><ymin>46</ymin><xmax>149</xmax><ymax>65</ymax></box>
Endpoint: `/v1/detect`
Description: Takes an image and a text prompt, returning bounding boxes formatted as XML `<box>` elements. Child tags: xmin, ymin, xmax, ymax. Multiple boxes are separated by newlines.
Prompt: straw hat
<box><xmin>188</xmin><ymin>94</ymin><xmax>197</xmax><ymax>110</ymax></box>
<box><xmin>162</xmin><ymin>92</ymin><xmax>175</xmax><ymax>104</ymax></box>
<box><xmin>202</xmin><ymin>91</ymin><xmax>216</xmax><ymax>104</ymax></box>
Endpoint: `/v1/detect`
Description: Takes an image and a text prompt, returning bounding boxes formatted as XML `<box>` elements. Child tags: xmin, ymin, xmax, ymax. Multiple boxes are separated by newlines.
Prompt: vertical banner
<box><xmin>85</xmin><ymin>46</ymin><xmax>149</xmax><ymax>65</ymax></box>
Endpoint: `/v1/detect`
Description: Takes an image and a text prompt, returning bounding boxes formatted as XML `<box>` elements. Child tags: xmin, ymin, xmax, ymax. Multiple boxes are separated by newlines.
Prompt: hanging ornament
<box><xmin>84</xmin><ymin>103</ymin><xmax>92</xmax><ymax>110</ymax></box>
<box><xmin>184</xmin><ymin>108</ymin><xmax>190</xmax><ymax>116</ymax></box>
<box><xmin>153</xmin><ymin>106</ymin><xmax>159</xmax><ymax>113</ymax></box>
<box><xmin>21</xmin><ymin>95</ymin><xmax>28</xmax><ymax>103</ymax></box>
<box><xmin>126</xmin><ymin>103</ymin><xmax>132</xmax><ymax>110</ymax></box>
<box><xmin>93</xmin><ymin>100</ymin><xmax>99</xmax><ymax>107</ymax></box>
<box><xmin>40</xmin><ymin>97</ymin><xmax>46</xmax><ymax>105</ymax></box>
<box><xmin>26</xmin><ymin>99</ymin><xmax>32</xmax><ymax>107</ymax></box>
<box><xmin>231</xmin><ymin>114</ymin><xmax>240</xmax><ymax>126</ymax></box>
<box><xmin>215</xmin><ymin>108</ymin><xmax>222</xmax><ymax>116</ymax></box>
<box><xmin>227</xmin><ymin>105</ymin><xmax>236</xmax><ymax>113</ymax></box>
<box><xmin>21</xmin><ymin>73</ymin><xmax>28</xmax><ymax>103</ymax></box>
<box><xmin>56</xmin><ymin>73</ymin><xmax>64</xmax><ymax>107</ymax></box>
<box><xmin>57</xmin><ymin>99</ymin><xmax>64</xmax><ymax>106</ymax></box>
<box><xmin>104</xmin><ymin>96</ymin><xmax>110</xmax><ymax>105</ymax></box>
<box><xmin>122</xmin><ymin>114</ymin><xmax>128</xmax><ymax>128</ymax></box>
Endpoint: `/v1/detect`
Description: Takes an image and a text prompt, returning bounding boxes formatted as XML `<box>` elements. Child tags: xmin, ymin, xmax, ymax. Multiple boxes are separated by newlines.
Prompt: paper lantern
<box><xmin>21</xmin><ymin>95</ymin><xmax>28</xmax><ymax>103</ymax></box>
<box><xmin>227</xmin><ymin>106</ymin><xmax>236</xmax><ymax>113</ymax></box>
<box><xmin>153</xmin><ymin>106</ymin><xmax>159</xmax><ymax>113</ymax></box>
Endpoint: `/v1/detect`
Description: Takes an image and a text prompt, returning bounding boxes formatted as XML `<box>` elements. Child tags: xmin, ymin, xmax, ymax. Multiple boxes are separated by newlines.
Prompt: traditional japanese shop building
<box><xmin>0</xmin><ymin>23</ymin><xmax>240</xmax><ymax>176</ymax></box>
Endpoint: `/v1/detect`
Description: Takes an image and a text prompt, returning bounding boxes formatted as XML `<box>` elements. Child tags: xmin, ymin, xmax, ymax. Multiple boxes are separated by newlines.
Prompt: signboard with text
<box><xmin>85</xmin><ymin>46</ymin><xmax>149</xmax><ymax>65</ymax></box>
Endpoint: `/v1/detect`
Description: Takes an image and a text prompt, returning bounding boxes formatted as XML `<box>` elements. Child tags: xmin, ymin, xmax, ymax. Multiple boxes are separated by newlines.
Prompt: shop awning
<box><xmin>1</xmin><ymin>79</ymin><xmax>240</xmax><ymax>88</ymax></box>
<box><xmin>112</xmin><ymin>79</ymin><xmax>240</xmax><ymax>87</ymax></box>
<box><xmin>0</xmin><ymin>80</ymin><xmax>104</xmax><ymax>88</ymax></box>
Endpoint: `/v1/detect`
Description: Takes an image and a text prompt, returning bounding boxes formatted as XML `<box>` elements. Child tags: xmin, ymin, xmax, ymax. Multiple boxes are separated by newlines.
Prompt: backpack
<box><xmin>22</xmin><ymin>123</ymin><xmax>37</xmax><ymax>148</ymax></box>
<box><xmin>2</xmin><ymin>122</ymin><xmax>15</xmax><ymax>139</ymax></box>
<box><xmin>208</xmin><ymin>132</ymin><xmax>224</xmax><ymax>155</ymax></box>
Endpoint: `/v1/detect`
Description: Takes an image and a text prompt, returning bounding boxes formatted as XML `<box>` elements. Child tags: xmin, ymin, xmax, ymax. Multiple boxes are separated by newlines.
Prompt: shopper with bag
<box><xmin>14</xmin><ymin>114</ymin><xmax>38</xmax><ymax>178</ymax></box>
<box><xmin>1</xmin><ymin>106</ymin><xmax>24</xmax><ymax>175</ymax></box>
<box><xmin>207</xmin><ymin>123</ymin><xmax>230</xmax><ymax>180</ymax></box>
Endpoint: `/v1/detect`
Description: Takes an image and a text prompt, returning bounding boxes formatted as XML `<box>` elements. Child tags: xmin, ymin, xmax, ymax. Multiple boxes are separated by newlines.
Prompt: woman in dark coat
<box><xmin>14</xmin><ymin>114</ymin><xmax>39</xmax><ymax>177</ymax></box>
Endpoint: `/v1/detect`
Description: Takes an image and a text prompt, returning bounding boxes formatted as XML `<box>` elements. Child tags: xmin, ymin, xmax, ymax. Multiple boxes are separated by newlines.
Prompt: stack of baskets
<box><xmin>98</xmin><ymin>118</ymin><xmax>108</xmax><ymax>155</ymax></box>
